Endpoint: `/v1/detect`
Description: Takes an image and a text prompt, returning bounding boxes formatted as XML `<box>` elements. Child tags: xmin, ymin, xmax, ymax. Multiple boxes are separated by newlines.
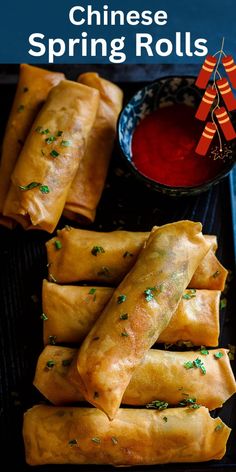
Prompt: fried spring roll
<box><xmin>0</xmin><ymin>64</ymin><xmax>65</xmax><ymax>228</ymax></box>
<box><xmin>23</xmin><ymin>405</ymin><xmax>230</xmax><ymax>465</ymax></box>
<box><xmin>46</xmin><ymin>228</ymin><xmax>227</xmax><ymax>289</ymax></box>
<box><xmin>64</xmin><ymin>72</ymin><xmax>123</xmax><ymax>223</ymax></box>
<box><xmin>42</xmin><ymin>281</ymin><xmax>220</xmax><ymax>347</ymax></box>
<box><xmin>34</xmin><ymin>346</ymin><xmax>236</xmax><ymax>410</ymax></box>
<box><xmin>76</xmin><ymin>221</ymin><xmax>211</xmax><ymax>419</ymax></box>
<box><xmin>3</xmin><ymin>80</ymin><xmax>100</xmax><ymax>232</ymax></box>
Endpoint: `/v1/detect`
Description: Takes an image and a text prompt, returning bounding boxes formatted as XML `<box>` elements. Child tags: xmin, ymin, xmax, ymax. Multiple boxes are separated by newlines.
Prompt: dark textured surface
<box><xmin>0</xmin><ymin>74</ymin><xmax>236</xmax><ymax>470</ymax></box>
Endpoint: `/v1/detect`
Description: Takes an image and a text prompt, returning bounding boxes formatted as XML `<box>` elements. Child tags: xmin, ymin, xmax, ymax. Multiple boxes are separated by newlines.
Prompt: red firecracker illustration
<box><xmin>195</xmin><ymin>122</ymin><xmax>216</xmax><ymax>156</ymax></box>
<box><xmin>222</xmin><ymin>55</ymin><xmax>236</xmax><ymax>88</ymax></box>
<box><xmin>216</xmin><ymin>78</ymin><xmax>236</xmax><ymax>111</ymax></box>
<box><xmin>195</xmin><ymin>55</ymin><xmax>217</xmax><ymax>89</ymax></box>
<box><xmin>195</xmin><ymin>87</ymin><xmax>217</xmax><ymax>121</ymax></box>
<box><xmin>195</xmin><ymin>38</ymin><xmax>236</xmax><ymax>157</ymax></box>
<box><xmin>214</xmin><ymin>107</ymin><xmax>236</xmax><ymax>140</ymax></box>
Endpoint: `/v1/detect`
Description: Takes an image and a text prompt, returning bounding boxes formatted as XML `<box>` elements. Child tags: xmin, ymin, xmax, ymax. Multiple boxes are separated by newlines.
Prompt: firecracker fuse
<box><xmin>217</xmin><ymin>78</ymin><xmax>236</xmax><ymax>111</ymax></box>
<box><xmin>215</xmin><ymin>107</ymin><xmax>236</xmax><ymax>141</ymax></box>
<box><xmin>195</xmin><ymin>87</ymin><xmax>217</xmax><ymax>121</ymax></box>
<box><xmin>195</xmin><ymin>122</ymin><xmax>216</xmax><ymax>156</ymax></box>
<box><xmin>195</xmin><ymin>55</ymin><xmax>217</xmax><ymax>89</ymax></box>
<box><xmin>222</xmin><ymin>55</ymin><xmax>236</xmax><ymax>88</ymax></box>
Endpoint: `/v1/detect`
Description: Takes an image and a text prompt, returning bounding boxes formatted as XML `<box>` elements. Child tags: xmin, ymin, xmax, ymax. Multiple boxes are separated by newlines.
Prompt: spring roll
<box><xmin>23</xmin><ymin>404</ymin><xmax>230</xmax><ymax>465</ymax></box>
<box><xmin>0</xmin><ymin>64</ymin><xmax>65</xmax><ymax>229</ymax></box>
<box><xmin>34</xmin><ymin>346</ymin><xmax>236</xmax><ymax>410</ymax></box>
<box><xmin>3</xmin><ymin>80</ymin><xmax>100</xmax><ymax>233</ymax></box>
<box><xmin>46</xmin><ymin>227</ymin><xmax>227</xmax><ymax>289</ymax></box>
<box><xmin>76</xmin><ymin>221</ymin><xmax>211</xmax><ymax>419</ymax></box>
<box><xmin>42</xmin><ymin>281</ymin><xmax>220</xmax><ymax>347</ymax></box>
<box><xmin>64</xmin><ymin>72</ymin><xmax>123</xmax><ymax>224</ymax></box>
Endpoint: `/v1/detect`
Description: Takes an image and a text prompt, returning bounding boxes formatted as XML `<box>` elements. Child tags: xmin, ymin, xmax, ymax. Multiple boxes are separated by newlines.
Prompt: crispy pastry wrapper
<box><xmin>3</xmin><ymin>80</ymin><xmax>100</xmax><ymax>232</ymax></box>
<box><xmin>0</xmin><ymin>64</ymin><xmax>65</xmax><ymax>228</ymax></box>
<box><xmin>42</xmin><ymin>281</ymin><xmax>220</xmax><ymax>347</ymax></box>
<box><xmin>76</xmin><ymin>221</ymin><xmax>211</xmax><ymax>419</ymax></box>
<box><xmin>64</xmin><ymin>72</ymin><xmax>123</xmax><ymax>223</ymax></box>
<box><xmin>34</xmin><ymin>346</ymin><xmax>236</xmax><ymax>410</ymax></box>
<box><xmin>23</xmin><ymin>405</ymin><xmax>230</xmax><ymax>465</ymax></box>
<box><xmin>46</xmin><ymin>228</ymin><xmax>227</xmax><ymax>290</ymax></box>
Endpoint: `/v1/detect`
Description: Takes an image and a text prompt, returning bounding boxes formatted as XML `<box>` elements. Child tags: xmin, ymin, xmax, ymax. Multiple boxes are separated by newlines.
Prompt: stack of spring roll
<box><xmin>23</xmin><ymin>221</ymin><xmax>236</xmax><ymax>466</ymax></box>
<box><xmin>0</xmin><ymin>64</ymin><xmax>123</xmax><ymax>231</ymax></box>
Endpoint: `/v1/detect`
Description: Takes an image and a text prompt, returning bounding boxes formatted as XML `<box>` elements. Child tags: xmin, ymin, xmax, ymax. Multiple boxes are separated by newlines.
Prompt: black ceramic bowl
<box><xmin>118</xmin><ymin>76</ymin><xmax>235</xmax><ymax>197</ymax></box>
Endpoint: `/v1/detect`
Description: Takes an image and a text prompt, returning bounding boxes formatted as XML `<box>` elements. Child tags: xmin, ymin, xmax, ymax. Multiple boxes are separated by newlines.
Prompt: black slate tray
<box><xmin>0</xmin><ymin>80</ymin><xmax>236</xmax><ymax>471</ymax></box>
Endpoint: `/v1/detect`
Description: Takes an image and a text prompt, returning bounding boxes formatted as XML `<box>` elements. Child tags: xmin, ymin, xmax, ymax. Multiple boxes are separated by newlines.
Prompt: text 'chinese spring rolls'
<box><xmin>3</xmin><ymin>80</ymin><xmax>100</xmax><ymax>232</ymax></box>
<box><xmin>46</xmin><ymin>227</ymin><xmax>227</xmax><ymax>289</ymax></box>
<box><xmin>34</xmin><ymin>345</ymin><xmax>236</xmax><ymax>410</ymax></box>
<box><xmin>42</xmin><ymin>281</ymin><xmax>220</xmax><ymax>347</ymax></box>
<box><xmin>23</xmin><ymin>405</ymin><xmax>230</xmax><ymax>465</ymax></box>
<box><xmin>0</xmin><ymin>64</ymin><xmax>65</xmax><ymax>228</ymax></box>
<box><xmin>76</xmin><ymin>221</ymin><xmax>211</xmax><ymax>419</ymax></box>
<box><xmin>64</xmin><ymin>72</ymin><xmax>123</xmax><ymax>223</ymax></box>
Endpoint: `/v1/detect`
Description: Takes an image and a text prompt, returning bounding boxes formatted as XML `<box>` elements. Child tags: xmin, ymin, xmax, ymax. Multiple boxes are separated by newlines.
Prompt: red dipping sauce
<box><xmin>132</xmin><ymin>104</ymin><xmax>225</xmax><ymax>187</ymax></box>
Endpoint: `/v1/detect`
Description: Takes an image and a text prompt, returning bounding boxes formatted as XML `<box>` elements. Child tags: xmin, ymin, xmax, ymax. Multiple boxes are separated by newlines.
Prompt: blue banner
<box><xmin>1</xmin><ymin>0</ymin><xmax>236</xmax><ymax>63</ymax></box>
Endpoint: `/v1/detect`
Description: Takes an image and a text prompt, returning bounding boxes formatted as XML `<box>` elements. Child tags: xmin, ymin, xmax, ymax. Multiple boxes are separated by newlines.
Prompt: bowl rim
<box><xmin>117</xmin><ymin>74</ymin><xmax>235</xmax><ymax>193</ymax></box>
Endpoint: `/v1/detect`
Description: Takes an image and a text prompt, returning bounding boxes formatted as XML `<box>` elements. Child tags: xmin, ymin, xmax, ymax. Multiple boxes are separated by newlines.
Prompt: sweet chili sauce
<box><xmin>132</xmin><ymin>104</ymin><xmax>225</xmax><ymax>187</ymax></box>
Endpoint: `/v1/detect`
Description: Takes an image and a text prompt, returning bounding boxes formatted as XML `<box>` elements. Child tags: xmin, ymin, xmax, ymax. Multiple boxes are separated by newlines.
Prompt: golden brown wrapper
<box><xmin>34</xmin><ymin>346</ymin><xmax>236</xmax><ymax>410</ymax></box>
<box><xmin>0</xmin><ymin>64</ymin><xmax>65</xmax><ymax>228</ymax></box>
<box><xmin>3</xmin><ymin>80</ymin><xmax>100</xmax><ymax>232</ymax></box>
<box><xmin>23</xmin><ymin>405</ymin><xmax>230</xmax><ymax>465</ymax></box>
<box><xmin>76</xmin><ymin>221</ymin><xmax>211</xmax><ymax>419</ymax></box>
<box><xmin>64</xmin><ymin>72</ymin><xmax>123</xmax><ymax>223</ymax></box>
<box><xmin>46</xmin><ymin>227</ymin><xmax>227</xmax><ymax>289</ymax></box>
<box><xmin>42</xmin><ymin>281</ymin><xmax>220</xmax><ymax>347</ymax></box>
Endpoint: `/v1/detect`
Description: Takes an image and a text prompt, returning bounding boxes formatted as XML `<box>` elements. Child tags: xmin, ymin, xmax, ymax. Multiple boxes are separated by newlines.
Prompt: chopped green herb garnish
<box><xmin>91</xmin><ymin>437</ymin><xmax>101</xmax><ymax>444</ymax></box>
<box><xmin>57</xmin><ymin>130</ymin><xmax>63</xmax><ymax>136</ymax></box>
<box><xmin>89</xmin><ymin>288</ymin><xmax>96</xmax><ymax>295</ymax></box>
<box><xmin>144</xmin><ymin>287</ymin><xmax>157</xmax><ymax>302</ymax></box>
<box><xmin>123</xmin><ymin>251</ymin><xmax>133</xmax><ymax>258</ymax></box>
<box><xmin>61</xmin><ymin>140</ymin><xmax>72</xmax><ymax>147</ymax></box>
<box><xmin>117</xmin><ymin>295</ymin><xmax>127</xmax><ymax>304</ymax></box>
<box><xmin>184</xmin><ymin>361</ymin><xmax>194</xmax><ymax>370</ymax></box>
<box><xmin>146</xmin><ymin>400</ymin><xmax>169</xmax><ymax>410</ymax></box>
<box><xmin>121</xmin><ymin>330</ymin><xmax>129</xmax><ymax>337</ymax></box>
<box><xmin>68</xmin><ymin>439</ymin><xmax>77</xmax><ymax>446</ymax></box>
<box><xmin>220</xmin><ymin>298</ymin><xmax>227</xmax><ymax>309</ymax></box>
<box><xmin>91</xmin><ymin>246</ymin><xmax>105</xmax><ymax>256</ymax></box>
<box><xmin>176</xmin><ymin>340</ymin><xmax>194</xmax><ymax>348</ymax></box>
<box><xmin>19</xmin><ymin>182</ymin><xmax>41</xmax><ymax>191</ymax></box>
<box><xmin>62</xmin><ymin>358</ymin><xmax>72</xmax><ymax>367</ymax></box>
<box><xmin>214</xmin><ymin>352</ymin><xmax>224</xmax><ymax>359</ymax></box>
<box><xmin>184</xmin><ymin>358</ymin><xmax>206</xmax><ymax>375</ymax></box>
<box><xmin>50</xmin><ymin>149</ymin><xmax>59</xmax><ymax>158</ymax></box>
<box><xmin>40</xmin><ymin>313</ymin><xmax>48</xmax><ymax>321</ymax></box>
<box><xmin>17</xmin><ymin>104</ymin><xmax>25</xmax><ymax>112</ymax></box>
<box><xmin>120</xmin><ymin>313</ymin><xmax>128</xmax><ymax>320</ymax></box>
<box><xmin>215</xmin><ymin>423</ymin><xmax>224</xmax><ymax>432</ymax></box>
<box><xmin>54</xmin><ymin>240</ymin><xmax>62</xmax><ymax>250</ymax></box>
<box><xmin>212</xmin><ymin>270</ymin><xmax>221</xmax><ymax>278</ymax></box>
<box><xmin>23</xmin><ymin>87</ymin><xmax>29</xmax><ymax>93</ymax></box>
<box><xmin>111</xmin><ymin>436</ymin><xmax>118</xmax><ymax>445</ymax></box>
<box><xmin>179</xmin><ymin>397</ymin><xmax>200</xmax><ymax>409</ymax></box>
<box><xmin>163</xmin><ymin>416</ymin><xmax>168</xmax><ymax>422</ymax></box>
<box><xmin>40</xmin><ymin>185</ymin><xmax>50</xmax><ymax>194</ymax></box>
<box><xmin>49</xmin><ymin>335</ymin><xmax>57</xmax><ymax>345</ymax></box>
<box><xmin>35</xmin><ymin>126</ymin><xmax>50</xmax><ymax>135</ymax></box>
<box><xmin>200</xmin><ymin>347</ymin><xmax>209</xmax><ymax>355</ymax></box>
<box><xmin>182</xmin><ymin>289</ymin><xmax>196</xmax><ymax>300</ymax></box>
<box><xmin>46</xmin><ymin>360</ymin><xmax>55</xmax><ymax>368</ymax></box>
<box><xmin>93</xmin><ymin>391</ymin><xmax>99</xmax><ymax>399</ymax></box>
<box><xmin>45</xmin><ymin>136</ymin><xmax>56</xmax><ymax>144</ymax></box>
